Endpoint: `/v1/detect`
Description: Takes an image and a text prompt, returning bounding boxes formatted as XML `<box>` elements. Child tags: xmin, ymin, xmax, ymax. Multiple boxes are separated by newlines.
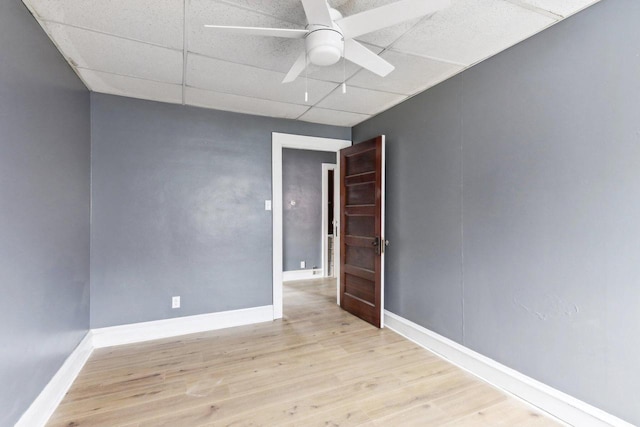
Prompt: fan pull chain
<box><xmin>342</xmin><ymin>38</ymin><xmax>347</xmax><ymax>94</ymax></box>
<box><xmin>305</xmin><ymin>50</ymin><xmax>309</xmax><ymax>103</ymax></box>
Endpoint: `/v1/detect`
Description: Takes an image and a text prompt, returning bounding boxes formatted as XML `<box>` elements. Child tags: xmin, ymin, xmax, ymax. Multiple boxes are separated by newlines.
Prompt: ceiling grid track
<box><xmin>214</xmin><ymin>0</ymin><xmax>304</xmax><ymax>26</ymax></box>
<box><xmin>36</xmin><ymin>20</ymin><xmax>184</xmax><ymax>52</ymax></box>
<box><xmin>504</xmin><ymin>0</ymin><xmax>563</xmax><ymax>19</ymax></box>
<box><xmin>75</xmin><ymin>67</ymin><xmax>181</xmax><ymax>87</ymax></box>
<box><xmin>182</xmin><ymin>0</ymin><xmax>189</xmax><ymax>105</ymax></box>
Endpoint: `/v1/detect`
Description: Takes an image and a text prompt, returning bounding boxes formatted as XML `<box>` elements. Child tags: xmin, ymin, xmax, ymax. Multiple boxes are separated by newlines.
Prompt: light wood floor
<box><xmin>48</xmin><ymin>279</ymin><xmax>559</xmax><ymax>426</ymax></box>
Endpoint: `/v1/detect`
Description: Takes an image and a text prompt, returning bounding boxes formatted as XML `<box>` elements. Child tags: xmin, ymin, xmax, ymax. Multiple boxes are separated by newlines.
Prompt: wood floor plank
<box><xmin>440</xmin><ymin>400</ymin><xmax>557</xmax><ymax>426</ymax></box>
<box><xmin>47</xmin><ymin>278</ymin><xmax>559</xmax><ymax>426</ymax></box>
<box><xmin>281</xmin><ymin>403</ymin><xmax>374</xmax><ymax>427</ymax></box>
<box><xmin>200</xmin><ymin>372</ymin><xmax>403</xmax><ymax>427</ymax></box>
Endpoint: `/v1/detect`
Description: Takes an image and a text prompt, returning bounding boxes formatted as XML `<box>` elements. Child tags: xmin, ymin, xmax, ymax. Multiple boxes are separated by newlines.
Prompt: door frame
<box><xmin>272</xmin><ymin>132</ymin><xmax>351</xmax><ymax>319</ymax></box>
<box><xmin>321</xmin><ymin>163</ymin><xmax>337</xmax><ymax>279</ymax></box>
<box><xmin>380</xmin><ymin>135</ymin><xmax>386</xmax><ymax>327</ymax></box>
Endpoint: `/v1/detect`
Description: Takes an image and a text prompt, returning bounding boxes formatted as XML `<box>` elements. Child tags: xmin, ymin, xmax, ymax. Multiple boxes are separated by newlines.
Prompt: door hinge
<box><xmin>381</xmin><ymin>238</ymin><xmax>390</xmax><ymax>254</ymax></box>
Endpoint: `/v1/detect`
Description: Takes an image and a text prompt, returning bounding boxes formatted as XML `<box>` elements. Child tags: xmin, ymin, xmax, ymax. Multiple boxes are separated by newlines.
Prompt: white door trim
<box><xmin>272</xmin><ymin>132</ymin><xmax>351</xmax><ymax>319</ymax></box>
<box><xmin>321</xmin><ymin>163</ymin><xmax>337</xmax><ymax>278</ymax></box>
<box><xmin>379</xmin><ymin>135</ymin><xmax>386</xmax><ymax>328</ymax></box>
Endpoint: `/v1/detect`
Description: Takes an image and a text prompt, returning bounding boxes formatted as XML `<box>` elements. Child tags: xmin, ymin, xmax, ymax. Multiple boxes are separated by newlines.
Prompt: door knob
<box><xmin>372</xmin><ymin>236</ymin><xmax>381</xmax><ymax>255</ymax></box>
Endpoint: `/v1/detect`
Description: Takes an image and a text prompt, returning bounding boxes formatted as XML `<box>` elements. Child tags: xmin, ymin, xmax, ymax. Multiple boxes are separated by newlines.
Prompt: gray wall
<box><xmin>353</xmin><ymin>0</ymin><xmax>640</xmax><ymax>424</ymax></box>
<box><xmin>90</xmin><ymin>94</ymin><xmax>349</xmax><ymax>328</ymax></box>
<box><xmin>0</xmin><ymin>1</ymin><xmax>91</xmax><ymax>425</ymax></box>
<box><xmin>283</xmin><ymin>149</ymin><xmax>336</xmax><ymax>272</ymax></box>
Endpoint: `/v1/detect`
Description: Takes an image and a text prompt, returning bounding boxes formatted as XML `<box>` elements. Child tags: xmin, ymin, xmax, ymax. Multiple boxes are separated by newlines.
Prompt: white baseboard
<box><xmin>16</xmin><ymin>331</ymin><xmax>94</xmax><ymax>427</ymax></box>
<box><xmin>16</xmin><ymin>306</ymin><xmax>273</xmax><ymax>426</ymax></box>
<box><xmin>384</xmin><ymin>310</ymin><xmax>633</xmax><ymax>427</ymax></box>
<box><xmin>92</xmin><ymin>305</ymin><xmax>274</xmax><ymax>348</ymax></box>
<box><xmin>282</xmin><ymin>269</ymin><xmax>323</xmax><ymax>282</ymax></box>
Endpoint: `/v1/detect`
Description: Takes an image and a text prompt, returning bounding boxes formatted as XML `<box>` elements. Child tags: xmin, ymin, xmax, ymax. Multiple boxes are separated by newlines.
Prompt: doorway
<box><xmin>321</xmin><ymin>163</ymin><xmax>336</xmax><ymax>279</ymax></box>
<box><xmin>271</xmin><ymin>133</ymin><xmax>351</xmax><ymax>319</ymax></box>
<box><xmin>281</xmin><ymin>149</ymin><xmax>335</xmax><ymax>281</ymax></box>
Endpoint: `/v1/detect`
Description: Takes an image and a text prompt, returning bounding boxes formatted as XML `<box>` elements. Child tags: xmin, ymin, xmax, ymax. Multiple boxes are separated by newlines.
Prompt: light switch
<box><xmin>265</xmin><ymin>200</ymin><xmax>272</xmax><ymax>211</ymax></box>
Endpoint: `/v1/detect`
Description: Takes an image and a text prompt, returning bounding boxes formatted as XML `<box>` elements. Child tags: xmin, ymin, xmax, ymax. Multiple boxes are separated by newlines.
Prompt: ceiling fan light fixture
<box><xmin>305</xmin><ymin>29</ymin><xmax>343</xmax><ymax>66</ymax></box>
<box><xmin>205</xmin><ymin>0</ymin><xmax>452</xmax><ymax>83</ymax></box>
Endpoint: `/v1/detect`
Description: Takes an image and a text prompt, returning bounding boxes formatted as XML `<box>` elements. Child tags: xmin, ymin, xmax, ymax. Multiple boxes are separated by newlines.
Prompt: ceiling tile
<box><xmin>299</xmin><ymin>107</ymin><xmax>370</xmax><ymax>127</ymax></box>
<box><xmin>185</xmin><ymin>87</ymin><xmax>309</xmax><ymax>119</ymax></box>
<box><xmin>44</xmin><ymin>23</ymin><xmax>183</xmax><ymax>84</ymax></box>
<box><xmin>392</xmin><ymin>0</ymin><xmax>557</xmax><ymax>66</ymax></box>
<box><xmin>335</xmin><ymin>0</ymin><xmax>428</xmax><ymax>47</ymax></box>
<box><xmin>25</xmin><ymin>0</ymin><xmax>183</xmax><ymax>49</ymax></box>
<box><xmin>215</xmin><ymin>0</ymin><xmax>308</xmax><ymax>25</ymax></box>
<box><xmin>78</xmin><ymin>69</ymin><xmax>183</xmax><ymax>104</ymax></box>
<box><xmin>307</xmin><ymin>43</ymin><xmax>383</xmax><ymax>83</ymax></box>
<box><xmin>317</xmin><ymin>85</ymin><xmax>405</xmax><ymax>115</ymax></box>
<box><xmin>187</xmin><ymin>54</ymin><xmax>338</xmax><ymax>105</ymax></box>
<box><xmin>349</xmin><ymin>50</ymin><xmax>463</xmax><ymax>95</ymax></box>
<box><xmin>189</xmin><ymin>0</ymin><xmax>305</xmax><ymax>73</ymax></box>
<box><xmin>516</xmin><ymin>0</ymin><xmax>599</xmax><ymax>18</ymax></box>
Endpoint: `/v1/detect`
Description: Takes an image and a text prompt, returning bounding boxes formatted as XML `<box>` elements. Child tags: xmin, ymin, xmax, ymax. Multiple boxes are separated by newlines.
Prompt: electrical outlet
<box><xmin>300</xmin><ymin>261</ymin><xmax>306</xmax><ymax>269</ymax></box>
<box><xmin>172</xmin><ymin>296</ymin><xmax>180</xmax><ymax>309</ymax></box>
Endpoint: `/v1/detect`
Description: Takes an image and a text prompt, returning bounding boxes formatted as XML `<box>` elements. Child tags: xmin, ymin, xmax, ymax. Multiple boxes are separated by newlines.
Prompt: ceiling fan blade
<box><xmin>282</xmin><ymin>51</ymin><xmax>308</xmax><ymax>83</ymax></box>
<box><xmin>344</xmin><ymin>39</ymin><xmax>394</xmax><ymax>77</ymax></box>
<box><xmin>336</xmin><ymin>0</ymin><xmax>450</xmax><ymax>40</ymax></box>
<box><xmin>204</xmin><ymin>25</ymin><xmax>308</xmax><ymax>39</ymax></box>
<box><xmin>301</xmin><ymin>0</ymin><xmax>333</xmax><ymax>27</ymax></box>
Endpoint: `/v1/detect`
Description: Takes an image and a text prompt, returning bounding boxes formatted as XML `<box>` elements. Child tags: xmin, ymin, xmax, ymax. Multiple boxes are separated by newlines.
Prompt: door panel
<box><xmin>346</xmin><ymin>245</ymin><xmax>375</xmax><ymax>271</ymax></box>
<box><xmin>345</xmin><ymin>149</ymin><xmax>377</xmax><ymax>175</ymax></box>
<box><xmin>345</xmin><ymin>216</ymin><xmax>375</xmax><ymax>236</ymax></box>
<box><xmin>344</xmin><ymin>273</ymin><xmax>375</xmax><ymax>302</ymax></box>
<box><xmin>346</xmin><ymin>182</ymin><xmax>376</xmax><ymax>205</ymax></box>
<box><xmin>339</xmin><ymin>136</ymin><xmax>385</xmax><ymax>328</ymax></box>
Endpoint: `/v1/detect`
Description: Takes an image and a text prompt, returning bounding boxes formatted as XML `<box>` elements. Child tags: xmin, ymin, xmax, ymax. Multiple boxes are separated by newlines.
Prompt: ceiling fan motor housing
<box><xmin>305</xmin><ymin>28</ymin><xmax>344</xmax><ymax>66</ymax></box>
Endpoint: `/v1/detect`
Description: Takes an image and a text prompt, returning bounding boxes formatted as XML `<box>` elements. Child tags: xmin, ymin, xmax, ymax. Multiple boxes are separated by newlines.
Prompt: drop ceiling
<box><xmin>23</xmin><ymin>0</ymin><xmax>599</xmax><ymax>127</ymax></box>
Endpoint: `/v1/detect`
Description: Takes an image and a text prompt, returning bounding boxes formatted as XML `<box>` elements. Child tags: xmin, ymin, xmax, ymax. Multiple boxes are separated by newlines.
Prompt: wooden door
<box><xmin>339</xmin><ymin>136</ymin><xmax>385</xmax><ymax>328</ymax></box>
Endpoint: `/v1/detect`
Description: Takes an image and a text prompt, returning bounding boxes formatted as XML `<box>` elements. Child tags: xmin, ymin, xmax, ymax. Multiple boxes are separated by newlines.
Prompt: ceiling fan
<box><xmin>204</xmin><ymin>0</ymin><xmax>450</xmax><ymax>84</ymax></box>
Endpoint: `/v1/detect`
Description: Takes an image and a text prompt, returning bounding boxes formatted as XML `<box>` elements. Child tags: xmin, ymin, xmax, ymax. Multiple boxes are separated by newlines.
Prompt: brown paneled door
<box><xmin>339</xmin><ymin>136</ymin><xmax>386</xmax><ymax>328</ymax></box>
